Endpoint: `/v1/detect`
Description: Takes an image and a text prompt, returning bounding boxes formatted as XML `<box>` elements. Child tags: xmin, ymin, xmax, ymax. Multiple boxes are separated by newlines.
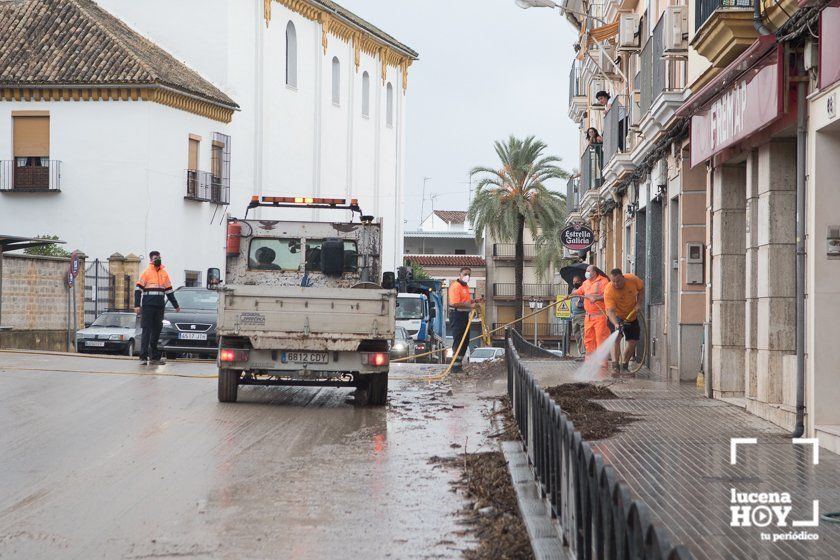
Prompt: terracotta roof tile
<box><xmin>0</xmin><ymin>0</ymin><xmax>237</xmax><ymax>108</ymax></box>
<box><xmin>433</xmin><ymin>210</ymin><xmax>467</xmax><ymax>223</ymax></box>
<box><xmin>404</xmin><ymin>255</ymin><xmax>485</xmax><ymax>267</ymax></box>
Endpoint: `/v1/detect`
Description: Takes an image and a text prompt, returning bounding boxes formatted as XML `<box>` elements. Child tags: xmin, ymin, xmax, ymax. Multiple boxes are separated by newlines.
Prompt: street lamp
<box><xmin>528</xmin><ymin>297</ymin><xmax>545</xmax><ymax>346</ymax></box>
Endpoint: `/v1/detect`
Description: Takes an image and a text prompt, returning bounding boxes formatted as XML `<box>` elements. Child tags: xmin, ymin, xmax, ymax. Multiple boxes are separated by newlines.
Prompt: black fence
<box><xmin>505</xmin><ymin>331</ymin><xmax>693</xmax><ymax>559</ymax></box>
<box><xmin>696</xmin><ymin>0</ymin><xmax>752</xmax><ymax>31</ymax></box>
<box><xmin>569</xmin><ymin>60</ymin><xmax>582</xmax><ymax>105</ymax></box>
<box><xmin>603</xmin><ymin>101</ymin><xmax>628</xmax><ymax>166</ymax></box>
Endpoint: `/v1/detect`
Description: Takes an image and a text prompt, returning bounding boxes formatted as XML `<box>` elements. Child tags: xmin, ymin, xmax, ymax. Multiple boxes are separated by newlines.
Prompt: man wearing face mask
<box><xmin>448</xmin><ymin>267</ymin><xmax>481</xmax><ymax>368</ymax></box>
<box><xmin>134</xmin><ymin>251</ymin><xmax>180</xmax><ymax>365</ymax></box>
<box><xmin>570</xmin><ymin>265</ymin><xmax>610</xmax><ymax>359</ymax></box>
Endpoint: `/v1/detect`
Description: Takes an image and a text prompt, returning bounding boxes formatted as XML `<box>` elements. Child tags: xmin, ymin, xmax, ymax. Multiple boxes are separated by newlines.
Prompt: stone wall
<box><xmin>0</xmin><ymin>252</ymin><xmax>85</xmax><ymax>351</ymax></box>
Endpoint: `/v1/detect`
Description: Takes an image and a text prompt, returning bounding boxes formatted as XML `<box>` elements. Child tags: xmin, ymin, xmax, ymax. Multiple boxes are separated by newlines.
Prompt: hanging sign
<box><xmin>561</xmin><ymin>223</ymin><xmax>594</xmax><ymax>251</ymax></box>
<box><xmin>555</xmin><ymin>297</ymin><xmax>572</xmax><ymax>319</ymax></box>
<box><xmin>690</xmin><ymin>47</ymin><xmax>784</xmax><ymax>167</ymax></box>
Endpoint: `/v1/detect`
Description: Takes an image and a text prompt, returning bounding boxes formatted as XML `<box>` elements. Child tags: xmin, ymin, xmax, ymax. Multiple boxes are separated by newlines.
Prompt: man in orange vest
<box><xmin>448</xmin><ymin>266</ymin><xmax>481</xmax><ymax>368</ymax></box>
<box><xmin>604</xmin><ymin>268</ymin><xmax>644</xmax><ymax>374</ymax></box>
<box><xmin>570</xmin><ymin>265</ymin><xmax>610</xmax><ymax>359</ymax></box>
<box><xmin>134</xmin><ymin>251</ymin><xmax>180</xmax><ymax>365</ymax></box>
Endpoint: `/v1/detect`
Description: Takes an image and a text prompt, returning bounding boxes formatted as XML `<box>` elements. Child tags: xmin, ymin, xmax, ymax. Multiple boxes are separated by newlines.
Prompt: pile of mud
<box><xmin>544</xmin><ymin>383</ymin><xmax>635</xmax><ymax>440</ymax></box>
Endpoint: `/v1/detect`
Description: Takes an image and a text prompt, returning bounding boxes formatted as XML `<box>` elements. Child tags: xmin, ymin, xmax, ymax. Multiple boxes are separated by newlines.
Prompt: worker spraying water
<box><xmin>604</xmin><ymin>268</ymin><xmax>645</xmax><ymax>375</ymax></box>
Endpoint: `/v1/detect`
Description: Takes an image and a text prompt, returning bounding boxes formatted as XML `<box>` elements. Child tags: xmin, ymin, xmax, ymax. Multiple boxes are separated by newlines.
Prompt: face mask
<box><xmin>584</xmin><ymin>271</ymin><xmax>592</xmax><ymax>279</ymax></box>
<box><xmin>153</xmin><ymin>258</ymin><xmax>162</xmax><ymax>267</ymax></box>
<box><xmin>461</xmin><ymin>275</ymin><xmax>470</xmax><ymax>284</ymax></box>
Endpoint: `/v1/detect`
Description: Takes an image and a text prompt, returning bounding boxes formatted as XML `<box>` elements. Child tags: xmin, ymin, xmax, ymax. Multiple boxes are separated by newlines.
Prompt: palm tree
<box><xmin>469</xmin><ymin>135</ymin><xmax>569</xmax><ymax>321</ymax></box>
<box><xmin>534</xmin><ymin>219</ymin><xmax>571</xmax><ymax>282</ymax></box>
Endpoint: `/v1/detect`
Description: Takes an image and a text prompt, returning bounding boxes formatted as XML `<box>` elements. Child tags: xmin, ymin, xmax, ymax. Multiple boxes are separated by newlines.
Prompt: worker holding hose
<box><xmin>448</xmin><ymin>267</ymin><xmax>482</xmax><ymax>370</ymax></box>
<box><xmin>604</xmin><ymin>268</ymin><xmax>644</xmax><ymax>374</ymax></box>
<box><xmin>570</xmin><ymin>265</ymin><xmax>610</xmax><ymax>360</ymax></box>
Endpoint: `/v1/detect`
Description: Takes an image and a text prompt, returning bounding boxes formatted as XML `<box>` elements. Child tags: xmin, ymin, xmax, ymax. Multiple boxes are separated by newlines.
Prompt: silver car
<box><xmin>467</xmin><ymin>347</ymin><xmax>505</xmax><ymax>363</ymax></box>
<box><xmin>76</xmin><ymin>312</ymin><xmax>141</xmax><ymax>356</ymax></box>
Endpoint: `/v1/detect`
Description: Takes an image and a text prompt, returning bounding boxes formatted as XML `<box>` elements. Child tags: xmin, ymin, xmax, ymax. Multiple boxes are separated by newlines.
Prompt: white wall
<box><xmin>0</xmin><ymin>101</ymin><xmax>229</xmax><ymax>288</ymax></box>
<box><xmin>2</xmin><ymin>0</ymin><xmax>410</xmax><ymax>277</ymax></box>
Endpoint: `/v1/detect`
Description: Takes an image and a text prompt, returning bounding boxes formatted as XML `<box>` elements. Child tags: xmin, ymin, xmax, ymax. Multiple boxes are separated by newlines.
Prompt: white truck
<box><xmin>209</xmin><ymin>197</ymin><xmax>396</xmax><ymax>405</ymax></box>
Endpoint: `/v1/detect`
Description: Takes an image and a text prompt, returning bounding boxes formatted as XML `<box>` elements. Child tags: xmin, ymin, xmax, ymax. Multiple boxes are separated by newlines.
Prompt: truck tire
<box><xmin>218</xmin><ymin>368</ymin><xmax>239</xmax><ymax>403</ymax></box>
<box><xmin>366</xmin><ymin>371</ymin><xmax>388</xmax><ymax>406</ymax></box>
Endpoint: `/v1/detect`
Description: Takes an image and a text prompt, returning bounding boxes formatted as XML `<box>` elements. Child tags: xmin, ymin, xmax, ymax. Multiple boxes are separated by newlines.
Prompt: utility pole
<box><xmin>419</xmin><ymin>177</ymin><xmax>431</xmax><ymax>227</ymax></box>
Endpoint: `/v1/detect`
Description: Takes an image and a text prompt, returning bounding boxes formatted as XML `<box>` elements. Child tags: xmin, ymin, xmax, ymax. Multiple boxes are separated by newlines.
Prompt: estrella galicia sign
<box><xmin>561</xmin><ymin>224</ymin><xmax>594</xmax><ymax>251</ymax></box>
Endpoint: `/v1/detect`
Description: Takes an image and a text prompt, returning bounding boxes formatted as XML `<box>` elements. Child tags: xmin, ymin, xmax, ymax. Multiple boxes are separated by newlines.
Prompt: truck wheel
<box><xmin>366</xmin><ymin>372</ymin><xmax>388</xmax><ymax>406</ymax></box>
<box><xmin>218</xmin><ymin>368</ymin><xmax>239</xmax><ymax>403</ymax></box>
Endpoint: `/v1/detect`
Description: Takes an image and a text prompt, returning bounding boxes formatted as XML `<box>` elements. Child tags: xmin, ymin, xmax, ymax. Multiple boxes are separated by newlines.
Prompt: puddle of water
<box><xmin>573</xmin><ymin>330</ymin><xmax>620</xmax><ymax>381</ymax></box>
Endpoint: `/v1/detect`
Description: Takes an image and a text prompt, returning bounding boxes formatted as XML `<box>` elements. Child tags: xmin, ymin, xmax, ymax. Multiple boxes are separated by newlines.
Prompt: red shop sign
<box><xmin>691</xmin><ymin>47</ymin><xmax>784</xmax><ymax>168</ymax></box>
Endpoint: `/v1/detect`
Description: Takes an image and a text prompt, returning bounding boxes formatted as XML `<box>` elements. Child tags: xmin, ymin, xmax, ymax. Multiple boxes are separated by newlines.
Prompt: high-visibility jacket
<box><xmin>572</xmin><ymin>275</ymin><xmax>608</xmax><ymax>316</ymax></box>
<box><xmin>134</xmin><ymin>264</ymin><xmax>179</xmax><ymax>308</ymax></box>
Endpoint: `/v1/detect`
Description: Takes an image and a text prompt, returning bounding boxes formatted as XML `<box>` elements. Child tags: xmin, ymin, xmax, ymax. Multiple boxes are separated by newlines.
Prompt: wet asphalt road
<box><xmin>0</xmin><ymin>351</ymin><xmax>507</xmax><ymax>560</ymax></box>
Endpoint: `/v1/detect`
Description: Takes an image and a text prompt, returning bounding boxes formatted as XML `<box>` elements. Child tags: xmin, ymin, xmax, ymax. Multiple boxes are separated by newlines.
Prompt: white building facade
<box><xmin>0</xmin><ymin>0</ymin><xmax>416</xmax><ymax>287</ymax></box>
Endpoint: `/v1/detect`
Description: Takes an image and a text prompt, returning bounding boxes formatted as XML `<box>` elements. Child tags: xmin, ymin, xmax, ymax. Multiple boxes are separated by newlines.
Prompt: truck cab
<box><xmin>211</xmin><ymin>197</ymin><xmax>396</xmax><ymax>405</ymax></box>
<box><xmin>395</xmin><ymin>268</ymin><xmax>445</xmax><ymax>362</ymax></box>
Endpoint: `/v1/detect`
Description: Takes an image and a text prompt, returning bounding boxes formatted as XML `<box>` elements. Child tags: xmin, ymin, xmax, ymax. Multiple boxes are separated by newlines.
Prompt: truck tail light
<box><xmin>361</xmin><ymin>352</ymin><xmax>389</xmax><ymax>367</ymax></box>
<box><xmin>220</xmin><ymin>349</ymin><xmax>249</xmax><ymax>363</ymax></box>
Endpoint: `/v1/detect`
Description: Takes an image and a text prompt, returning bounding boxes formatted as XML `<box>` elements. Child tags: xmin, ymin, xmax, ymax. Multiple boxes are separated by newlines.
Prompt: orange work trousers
<box><xmin>583</xmin><ymin>314</ymin><xmax>610</xmax><ymax>357</ymax></box>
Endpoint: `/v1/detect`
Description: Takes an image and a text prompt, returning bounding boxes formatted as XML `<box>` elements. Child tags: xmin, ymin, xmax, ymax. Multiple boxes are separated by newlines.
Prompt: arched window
<box><xmin>285</xmin><ymin>21</ymin><xmax>297</xmax><ymax>87</ymax></box>
<box><xmin>361</xmin><ymin>71</ymin><xmax>370</xmax><ymax>117</ymax></box>
<box><xmin>386</xmin><ymin>82</ymin><xmax>394</xmax><ymax>127</ymax></box>
<box><xmin>331</xmin><ymin>57</ymin><xmax>340</xmax><ymax>105</ymax></box>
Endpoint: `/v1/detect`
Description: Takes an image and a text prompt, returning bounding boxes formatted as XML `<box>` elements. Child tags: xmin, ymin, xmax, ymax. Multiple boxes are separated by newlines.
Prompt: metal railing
<box><xmin>210</xmin><ymin>177</ymin><xmax>229</xmax><ymax>205</ymax></box>
<box><xmin>696</xmin><ymin>0</ymin><xmax>753</xmax><ymax>31</ymax></box>
<box><xmin>0</xmin><ymin>160</ymin><xmax>62</xmax><ymax>192</ymax></box>
<box><xmin>185</xmin><ymin>169</ymin><xmax>212</xmax><ymax>201</ymax></box>
<box><xmin>493</xmin><ymin>283</ymin><xmax>555</xmax><ymax>298</ymax></box>
<box><xmin>638</xmin><ymin>37</ymin><xmax>654</xmax><ymax>116</ymax></box>
<box><xmin>569</xmin><ymin>60</ymin><xmax>582</xmax><ymax>105</ymax></box>
<box><xmin>493</xmin><ymin>243</ymin><xmax>536</xmax><ymax>259</ymax></box>
<box><xmin>494</xmin><ymin>323</ymin><xmax>565</xmax><ymax>338</ymax></box>
<box><xmin>580</xmin><ymin>144</ymin><xmax>603</xmax><ymax>193</ymax></box>
<box><xmin>566</xmin><ymin>176</ymin><xmax>580</xmax><ymax>214</ymax></box>
<box><xmin>505</xmin><ymin>331</ymin><xmax>693</xmax><ymax>560</ymax></box>
<box><xmin>603</xmin><ymin>101</ymin><xmax>627</xmax><ymax>165</ymax></box>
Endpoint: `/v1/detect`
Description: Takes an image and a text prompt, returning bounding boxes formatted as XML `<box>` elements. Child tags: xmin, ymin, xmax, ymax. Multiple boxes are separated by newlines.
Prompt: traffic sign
<box><xmin>555</xmin><ymin>296</ymin><xmax>571</xmax><ymax>319</ymax></box>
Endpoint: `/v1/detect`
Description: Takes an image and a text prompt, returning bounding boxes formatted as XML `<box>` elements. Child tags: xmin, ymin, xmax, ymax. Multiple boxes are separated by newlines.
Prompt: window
<box><xmin>304</xmin><ymin>239</ymin><xmax>358</xmax><ymax>272</ymax></box>
<box><xmin>386</xmin><ymin>82</ymin><xmax>394</xmax><ymax>127</ymax></box>
<box><xmin>248</xmin><ymin>238</ymin><xmax>303</xmax><ymax>271</ymax></box>
<box><xmin>286</xmin><ymin>21</ymin><xmax>297</xmax><ymax>87</ymax></box>
<box><xmin>187</xmin><ymin>135</ymin><xmax>200</xmax><ymax>170</ymax></box>
<box><xmin>184</xmin><ymin>270</ymin><xmax>202</xmax><ymax>287</ymax></box>
<box><xmin>455</xmin><ymin>249</ymin><xmax>466</xmax><ymax>255</ymax></box>
<box><xmin>210</xmin><ymin>132</ymin><xmax>230</xmax><ymax>204</ymax></box>
<box><xmin>331</xmin><ymin>57</ymin><xmax>340</xmax><ymax>105</ymax></box>
<box><xmin>12</xmin><ymin>113</ymin><xmax>50</xmax><ymax>189</ymax></box>
<box><xmin>362</xmin><ymin>71</ymin><xmax>370</xmax><ymax>117</ymax></box>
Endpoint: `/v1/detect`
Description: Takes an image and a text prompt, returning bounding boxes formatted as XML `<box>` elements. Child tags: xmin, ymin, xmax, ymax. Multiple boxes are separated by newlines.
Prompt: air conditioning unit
<box><xmin>598</xmin><ymin>44</ymin><xmax>619</xmax><ymax>78</ymax></box>
<box><xmin>617</xmin><ymin>14</ymin><xmax>640</xmax><ymax>51</ymax></box>
<box><xmin>663</xmin><ymin>6</ymin><xmax>688</xmax><ymax>54</ymax></box>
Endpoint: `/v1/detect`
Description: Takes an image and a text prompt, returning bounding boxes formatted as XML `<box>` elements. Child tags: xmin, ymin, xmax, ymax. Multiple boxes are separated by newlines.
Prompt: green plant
<box><xmin>404</xmin><ymin>260</ymin><xmax>431</xmax><ymax>280</ymax></box>
<box><xmin>534</xmin><ymin>220</ymin><xmax>572</xmax><ymax>282</ymax></box>
<box><xmin>23</xmin><ymin>235</ymin><xmax>70</xmax><ymax>257</ymax></box>
<box><xmin>469</xmin><ymin>135</ymin><xmax>569</xmax><ymax>320</ymax></box>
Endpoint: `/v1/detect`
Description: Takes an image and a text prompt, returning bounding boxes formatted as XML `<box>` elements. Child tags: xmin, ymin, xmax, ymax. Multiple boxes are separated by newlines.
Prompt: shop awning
<box><xmin>589</xmin><ymin>21</ymin><xmax>619</xmax><ymax>42</ymax></box>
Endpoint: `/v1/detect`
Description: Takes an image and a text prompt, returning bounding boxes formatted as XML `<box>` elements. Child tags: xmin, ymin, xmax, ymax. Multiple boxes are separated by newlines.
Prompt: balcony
<box><xmin>638</xmin><ymin>16</ymin><xmax>687</xmax><ymax>137</ymax></box>
<box><xmin>492</xmin><ymin>283</ymin><xmax>555</xmax><ymax>299</ymax></box>
<box><xmin>580</xmin><ymin>144</ymin><xmax>603</xmax><ymax>193</ymax></box>
<box><xmin>0</xmin><ymin>160</ymin><xmax>61</xmax><ymax>192</ymax></box>
<box><xmin>566</xmin><ymin>176</ymin><xmax>580</xmax><ymax>215</ymax></box>
<box><xmin>568</xmin><ymin>60</ymin><xmax>587</xmax><ymax>123</ymax></box>
<box><xmin>185</xmin><ymin>169</ymin><xmax>212</xmax><ymax>201</ymax></box>
<box><xmin>493</xmin><ymin>244</ymin><xmax>535</xmax><ymax>260</ymax></box>
<box><xmin>492</xmin><ymin>322</ymin><xmax>565</xmax><ymax>340</ymax></box>
<box><xmin>691</xmin><ymin>0</ymin><xmax>756</xmax><ymax>68</ymax></box>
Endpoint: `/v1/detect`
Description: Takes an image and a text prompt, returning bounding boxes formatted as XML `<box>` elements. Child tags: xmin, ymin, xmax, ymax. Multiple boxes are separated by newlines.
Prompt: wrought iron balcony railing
<box><xmin>0</xmin><ymin>159</ymin><xmax>62</xmax><ymax>192</ymax></box>
<box><xmin>696</xmin><ymin>0</ymin><xmax>753</xmax><ymax>31</ymax></box>
<box><xmin>580</xmin><ymin>144</ymin><xmax>603</xmax><ymax>193</ymax></box>
<box><xmin>493</xmin><ymin>244</ymin><xmax>536</xmax><ymax>259</ymax></box>
<box><xmin>493</xmin><ymin>283</ymin><xmax>555</xmax><ymax>298</ymax></box>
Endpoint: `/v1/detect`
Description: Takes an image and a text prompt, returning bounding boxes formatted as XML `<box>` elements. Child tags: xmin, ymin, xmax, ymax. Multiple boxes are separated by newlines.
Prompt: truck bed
<box><xmin>218</xmin><ymin>285</ymin><xmax>395</xmax><ymax>351</ymax></box>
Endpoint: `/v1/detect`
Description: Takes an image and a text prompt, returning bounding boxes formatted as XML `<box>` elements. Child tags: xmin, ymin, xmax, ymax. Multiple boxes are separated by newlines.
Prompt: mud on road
<box><xmin>0</xmin><ymin>351</ymin><xmax>509</xmax><ymax>560</ymax></box>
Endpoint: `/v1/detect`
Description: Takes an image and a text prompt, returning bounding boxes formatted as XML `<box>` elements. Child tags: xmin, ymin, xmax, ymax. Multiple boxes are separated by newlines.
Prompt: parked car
<box><xmin>467</xmin><ymin>347</ymin><xmax>505</xmax><ymax>363</ymax></box>
<box><xmin>390</xmin><ymin>326</ymin><xmax>415</xmax><ymax>361</ymax></box>
<box><xmin>158</xmin><ymin>287</ymin><xmax>219</xmax><ymax>358</ymax></box>
<box><xmin>76</xmin><ymin>312</ymin><xmax>140</xmax><ymax>356</ymax></box>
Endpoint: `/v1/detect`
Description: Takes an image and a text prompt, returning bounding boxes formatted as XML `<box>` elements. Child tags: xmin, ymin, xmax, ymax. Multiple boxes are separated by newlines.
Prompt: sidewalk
<box><xmin>522</xmin><ymin>359</ymin><xmax>840</xmax><ymax>560</ymax></box>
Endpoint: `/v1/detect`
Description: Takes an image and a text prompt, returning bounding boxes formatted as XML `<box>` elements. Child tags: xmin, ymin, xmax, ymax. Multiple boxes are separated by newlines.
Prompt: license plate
<box><xmin>282</xmin><ymin>352</ymin><xmax>329</xmax><ymax>364</ymax></box>
<box><xmin>178</xmin><ymin>332</ymin><xmax>208</xmax><ymax>341</ymax></box>
<box><xmin>85</xmin><ymin>341</ymin><xmax>105</xmax><ymax>347</ymax></box>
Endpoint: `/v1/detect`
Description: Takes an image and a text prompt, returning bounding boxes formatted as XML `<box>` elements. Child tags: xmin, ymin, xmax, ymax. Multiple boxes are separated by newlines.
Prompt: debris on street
<box><xmin>543</xmin><ymin>382</ymin><xmax>635</xmax><ymax>440</ymax></box>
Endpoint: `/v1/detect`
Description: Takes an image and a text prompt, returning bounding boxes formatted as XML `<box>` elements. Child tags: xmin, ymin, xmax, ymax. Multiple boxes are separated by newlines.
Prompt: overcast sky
<box><xmin>337</xmin><ymin>0</ymin><xmax>581</xmax><ymax>229</ymax></box>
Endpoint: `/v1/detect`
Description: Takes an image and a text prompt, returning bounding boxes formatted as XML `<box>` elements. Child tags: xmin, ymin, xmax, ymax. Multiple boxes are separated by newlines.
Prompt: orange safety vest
<box><xmin>136</xmin><ymin>264</ymin><xmax>175</xmax><ymax>307</ymax></box>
